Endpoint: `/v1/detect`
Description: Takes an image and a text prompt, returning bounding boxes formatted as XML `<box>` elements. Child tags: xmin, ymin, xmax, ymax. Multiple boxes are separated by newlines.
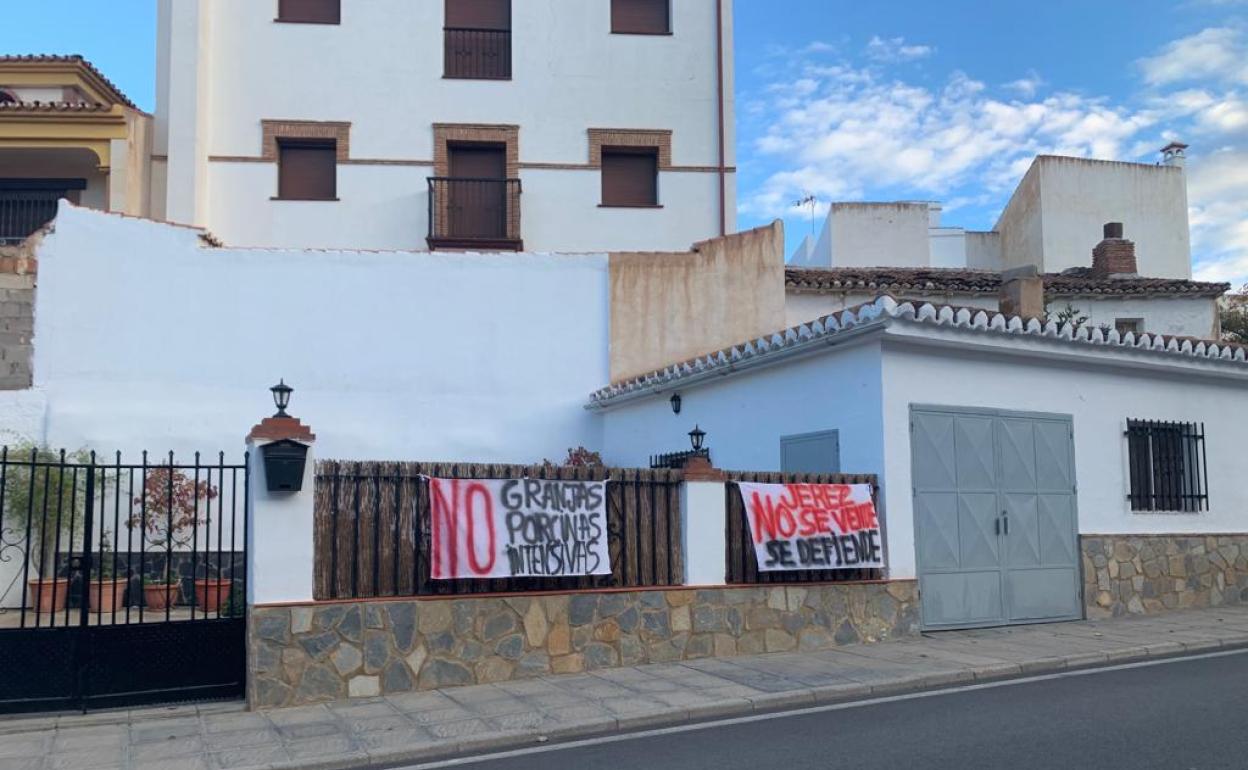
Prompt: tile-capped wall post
<box><xmin>680</xmin><ymin>456</ymin><xmax>728</xmax><ymax>585</ymax></box>
<box><xmin>245</xmin><ymin>408</ymin><xmax>317</xmax><ymax>605</ymax></box>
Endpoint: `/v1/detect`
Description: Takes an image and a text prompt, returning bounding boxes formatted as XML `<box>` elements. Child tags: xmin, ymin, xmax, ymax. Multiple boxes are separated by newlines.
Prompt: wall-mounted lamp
<box><xmin>689</xmin><ymin>425</ymin><xmax>706</xmax><ymax>452</ymax></box>
<box><xmin>261</xmin><ymin>379</ymin><xmax>308</xmax><ymax>491</ymax></box>
<box><xmin>670</xmin><ymin>393</ymin><xmax>682</xmax><ymax>414</ymax></box>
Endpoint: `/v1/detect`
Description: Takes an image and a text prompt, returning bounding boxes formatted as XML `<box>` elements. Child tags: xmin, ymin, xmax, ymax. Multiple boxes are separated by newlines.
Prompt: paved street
<box><xmin>3</xmin><ymin>606</ymin><xmax>1248</xmax><ymax>770</ymax></box>
<box><xmin>422</xmin><ymin>648</ymin><xmax>1248</xmax><ymax>770</ymax></box>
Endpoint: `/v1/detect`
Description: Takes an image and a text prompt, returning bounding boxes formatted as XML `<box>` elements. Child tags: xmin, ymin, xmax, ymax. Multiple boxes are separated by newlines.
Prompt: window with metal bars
<box><xmin>1125</xmin><ymin>420</ymin><xmax>1208</xmax><ymax>512</ymax></box>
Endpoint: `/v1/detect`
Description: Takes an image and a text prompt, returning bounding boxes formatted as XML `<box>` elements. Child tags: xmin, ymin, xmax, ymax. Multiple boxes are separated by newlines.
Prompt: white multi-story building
<box><xmin>790</xmin><ymin>147</ymin><xmax>1192</xmax><ymax>279</ymax></box>
<box><xmin>152</xmin><ymin>0</ymin><xmax>736</xmax><ymax>253</ymax></box>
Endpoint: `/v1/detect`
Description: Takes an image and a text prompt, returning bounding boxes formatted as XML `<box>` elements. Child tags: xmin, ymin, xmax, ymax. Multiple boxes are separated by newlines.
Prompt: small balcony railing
<box><xmin>427</xmin><ymin>177</ymin><xmax>522</xmax><ymax>251</ymax></box>
<box><xmin>444</xmin><ymin>27</ymin><xmax>512</xmax><ymax>80</ymax></box>
<box><xmin>0</xmin><ymin>191</ymin><xmax>61</xmax><ymax>245</ymax></box>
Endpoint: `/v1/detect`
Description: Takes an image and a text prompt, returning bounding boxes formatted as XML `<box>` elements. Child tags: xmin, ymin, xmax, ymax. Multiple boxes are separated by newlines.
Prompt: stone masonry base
<box><xmin>1082</xmin><ymin>534</ymin><xmax>1248</xmax><ymax>619</ymax></box>
<box><xmin>248</xmin><ymin>581</ymin><xmax>919</xmax><ymax>709</ymax></box>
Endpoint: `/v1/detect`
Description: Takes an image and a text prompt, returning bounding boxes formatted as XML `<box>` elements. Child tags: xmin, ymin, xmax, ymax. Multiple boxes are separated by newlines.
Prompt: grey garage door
<box><xmin>911</xmin><ymin>406</ymin><xmax>1082</xmax><ymax>629</ymax></box>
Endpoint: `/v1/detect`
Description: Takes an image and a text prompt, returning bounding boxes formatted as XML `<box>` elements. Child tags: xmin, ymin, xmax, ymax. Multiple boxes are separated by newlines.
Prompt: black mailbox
<box><xmin>261</xmin><ymin>440</ymin><xmax>309</xmax><ymax>492</ymax></box>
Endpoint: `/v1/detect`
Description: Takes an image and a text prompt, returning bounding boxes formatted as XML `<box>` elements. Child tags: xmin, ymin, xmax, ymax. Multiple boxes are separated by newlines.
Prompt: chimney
<box><xmin>1160</xmin><ymin>141</ymin><xmax>1188</xmax><ymax>169</ymax></box>
<box><xmin>999</xmin><ymin>265</ymin><xmax>1044</xmax><ymax>319</ymax></box>
<box><xmin>1092</xmin><ymin>222</ymin><xmax>1137</xmax><ymax>277</ymax></box>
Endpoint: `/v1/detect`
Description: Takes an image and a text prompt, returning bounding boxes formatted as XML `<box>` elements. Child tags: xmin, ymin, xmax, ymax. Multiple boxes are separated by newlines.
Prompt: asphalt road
<box><xmin>404</xmin><ymin>649</ymin><xmax>1248</xmax><ymax>770</ymax></box>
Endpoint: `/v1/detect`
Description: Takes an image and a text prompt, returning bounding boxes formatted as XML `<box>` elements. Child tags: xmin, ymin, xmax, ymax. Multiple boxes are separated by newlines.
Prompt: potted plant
<box><xmin>4</xmin><ymin>444</ymin><xmax>94</xmax><ymax>615</ymax></box>
<box><xmin>87</xmin><ymin>533</ymin><xmax>128</xmax><ymax>614</ymax></box>
<box><xmin>127</xmin><ymin>467</ymin><xmax>226</xmax><ymax>613</ymax></box>
<box><xmin>141</xmin><ymin>574</ymin><xmax>181</xmax><ymax>611</ymax></box>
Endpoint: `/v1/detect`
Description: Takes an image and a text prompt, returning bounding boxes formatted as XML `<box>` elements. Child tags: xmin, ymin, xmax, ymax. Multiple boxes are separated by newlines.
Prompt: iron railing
<box><xmin>313</xmin><ymin>461</ymin><xmax>683</xmax><ymax>599</ymax></box>
<box><xmin>0</xmin><ymin>192</ymin><xmax>61</xmax><ymax>245</ymax></box>
<box><xmin>444</xmin><ymin>27</ymin><xmax>512</xmax><ymax>79</ymax></box>
<box><xmin>1125</xmin><ymin>420</ymin><xmax>1208</xmax><ymax>512</ymax></box>
<box><xmin>725</xmin><ymin>471</ymin><xmax>884</xmax><ymax>584</ymax></box>
<box><xmin>650</xmin><ymin>448</ymin><xmax>710</xmax><ymax>470</ymax></box>
<box><xmin>427</xmin><ymin>176</ymin><xmax>522</xmax><ymax>247</ymax></box>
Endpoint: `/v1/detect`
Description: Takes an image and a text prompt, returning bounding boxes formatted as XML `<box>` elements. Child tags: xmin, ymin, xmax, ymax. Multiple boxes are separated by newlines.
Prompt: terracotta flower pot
<box><xmin>194</xmin><ymin>578</ymin><xmax>232</xmax><ymax>614</ymax></box>
<box><xmin>27</xmin><ymin>578</ymin><xmax>70</xmax><ymax>614</ymax></box>
<box><xmin>143</xmin><ymin>583</ymin><xmax>180</xmax><ymax>611</ymax></box>
<box><xmin>88</xmin><ymin>578</ymin><xmax>128</xmax><ymax>614</ymax></box>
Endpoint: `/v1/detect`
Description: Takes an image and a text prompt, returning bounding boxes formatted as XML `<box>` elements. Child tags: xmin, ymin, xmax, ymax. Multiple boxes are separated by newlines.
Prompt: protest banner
<box><xmin>429</xmin><ymin>477</ymin><xmax>611</xmax><ymax>579</ymax></box>
<box><xmin>738</xmin><ymin>482</ymin><xmax>884</xmax><ymax>571</ymax></box>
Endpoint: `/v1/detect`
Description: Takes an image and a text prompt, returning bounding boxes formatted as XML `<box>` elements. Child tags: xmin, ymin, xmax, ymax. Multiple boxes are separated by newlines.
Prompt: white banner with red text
<box><xmin>429</xmin><ymin>477</ymin><xmax>611</xmax><ymax>579</ymax></box>
<box><xmin>738</xmin><ymin>482</ymin><xmax>884</xmax><ymax>572</ymax></box>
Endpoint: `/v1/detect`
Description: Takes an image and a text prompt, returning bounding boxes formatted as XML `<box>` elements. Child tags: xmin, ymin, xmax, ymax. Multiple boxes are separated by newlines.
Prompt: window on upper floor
<box><xmin>1115</xmin><ymin>318</ymin><xmax>1143</xmax><ymax>335</ymax></box>
<box><xmin>611</xmin><ymin>0</ymin><xmax>671</xmax><ymax>35</ymax></box>
<box><xmin>444</xmin><ymin>0</ymin><xmax>512</xmax><ymax>80</ymax></box>
<box><xmin>601</xmin><ymin>148</ymin><xmax>659</xmax><ymax>207</ymax></box>
<box><xmin>277</xmin><ymin>139</ymin><xmax>337</xmax><ymax>201</ymax></box>
<box><xmin>1125</xmin><ymin>419</ymin><xmax>1208</xmax><ymax>513</ymax></box>
<box><xmin>277</xmin><ymin>0</ymin><xmax>341</xmax><ymax>25</ymax></box>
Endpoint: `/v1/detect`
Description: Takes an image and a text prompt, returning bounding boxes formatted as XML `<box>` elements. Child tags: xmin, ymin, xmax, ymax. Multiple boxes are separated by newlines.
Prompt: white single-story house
<box><xmin>592</xmin><ymin>296</ymin><xmax>1248</xmax><ymax>629</ymax></box>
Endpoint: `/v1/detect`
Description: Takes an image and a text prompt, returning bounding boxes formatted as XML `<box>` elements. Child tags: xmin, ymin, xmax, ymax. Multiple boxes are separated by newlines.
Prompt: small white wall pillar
<box><xmin>245</xmin><ymin>414</ymin><xmax>317</xmax><ymax>606</ymax></box>
<box><xmin>679</xmin><ymin>457</ymin><xmax>728</xmax><ymax>586</ymax></box>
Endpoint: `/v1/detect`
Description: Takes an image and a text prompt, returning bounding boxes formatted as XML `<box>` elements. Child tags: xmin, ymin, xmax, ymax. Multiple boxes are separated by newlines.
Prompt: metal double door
<box><xmin>911</xmin><ymin>407</ymin><xmax>1082</xmax><ymax>629</ymax></box>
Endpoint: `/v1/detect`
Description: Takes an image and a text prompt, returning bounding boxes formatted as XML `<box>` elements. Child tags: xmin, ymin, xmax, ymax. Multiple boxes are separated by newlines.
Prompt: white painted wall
<box><xmin>996</xmin><ymin>156</ymin><xmax>1192</xmax><ymax>279</ymax></box>
<box><xmin>879</xmin><ymin>335</ymin><xmax>1248</xmax><ymax>577</ymax></box>
<box><xmin>206</xmin><ymin>164</ymin><xmax>721</xmax><ymax>252</ymax></box>
<box><xmin>158</xmin><ymin>0</ymin><xmax>734</xmax><ymax>250</ymax></box>
<box><xmin>19</xmin><ymin>204</ymin><xmax>609</xmax><ymax>464</ymax></box>
<box><xmin>965</xmin><ymin>231</ymin><xmax>1002</xmax><ymax>270</ymax></box>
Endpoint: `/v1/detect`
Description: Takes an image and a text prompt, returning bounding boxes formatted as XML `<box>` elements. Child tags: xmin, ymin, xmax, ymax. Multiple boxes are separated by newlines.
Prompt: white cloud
<box><xmin>739</xmin><ymin>28</ymin><xmax>1248</xmax><ymax>285</ymax></box>
<box><xmin>1139</xmin><ymin>27</ymin><xmax>1248</xmax><ymax>86</ymax></box>
<box><xmin>865</xmin><ymin>35</ymin><xmax>934</xmax><ymax>63</ymax></box>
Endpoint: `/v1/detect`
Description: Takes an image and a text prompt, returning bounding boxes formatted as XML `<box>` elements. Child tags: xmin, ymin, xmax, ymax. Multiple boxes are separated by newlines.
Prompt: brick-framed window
<box><xmin>601</xmin><ymin>148</ymin><xmax>659</xmax><ymax>207</ymax></box>
<box><xmin>276</xmin><ymin>0</ymin><xmax>341</xmax><ymax>24</ymax></box>
<box><xmin>611</xmin><ymin>0</ymin><xmax>671</xmax><ymax>35</ymax></box>
<box><xmin>1125</xmin><ymin>419</ymin><xmax>1209</xmax><ymax>513</ymax></box>
<box><xmin>277</xmin><ymin>139</ymin><xmax>337</xmax><ymax>201</ymax></box>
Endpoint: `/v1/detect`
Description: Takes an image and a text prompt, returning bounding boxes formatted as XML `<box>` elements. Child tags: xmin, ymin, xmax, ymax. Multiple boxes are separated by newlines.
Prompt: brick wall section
<box><xmin>1082</xmin><ymin>534</ymin><xmax>1248</xmax><ymax>618</ymax></box>
<box><xmin>261</xmin><ymin>120</ymin><xmax>352</xmax><ymax>161</ymax></box>
<box><xmin>0</xmin><ymin>245</ymin><xmax>35</xmax><ymax>390</ymax></box>
<box><xmin>588</xmin><ymin>128</ymin><xmax>672</xmax><ymax>168</ymax></box>
<box><xmin>247</xmin><ymin>581</ymin><xmax>919</xmax><ymax>708</ymax></box>
<box><xmin>1091</xmin><ymin>238</ymin><xmax>1138</xmax><ymax>276</ymax></box>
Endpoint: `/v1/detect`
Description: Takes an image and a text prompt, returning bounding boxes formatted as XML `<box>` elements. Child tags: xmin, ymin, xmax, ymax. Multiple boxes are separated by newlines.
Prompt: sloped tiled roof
<box><xmin>0</xmin><ymin>54</ymin><xmax>136</xmax><ymax>109</ymax></box>
<box><xmin>785</xmin><ymin>267</ymin><xmax>1229</xmax><ymax>299</ymax></box>
<box><xmin>587</xmin><ymin>295</ymin><xmax>1248</xmax><ymax>408</ymax></box>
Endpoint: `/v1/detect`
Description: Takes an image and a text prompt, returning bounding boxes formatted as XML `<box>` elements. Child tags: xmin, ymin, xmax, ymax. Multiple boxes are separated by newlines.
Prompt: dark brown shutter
<box><xmin>278</xmin><ymin>141</ymin><xmax>337</xmax><ymax>200</ymax></box>
<box><xmin>601</xmin><ymin>149</ymin><xmax>658</xmax><ymax>207</ymax></box>
<box><xmin>445</xmin><ymin>0</ymin><xmax>511</xmax><ymax>30</ymax></box>
<box><xmin>611</xmin><ymin>0</ymin><xmax>670</xmax><ymax>34</ymax></box>
<box><xmin>277</xmin><ymin>0</ymin><xmax>341</xmax><ymax>24</ymax></box>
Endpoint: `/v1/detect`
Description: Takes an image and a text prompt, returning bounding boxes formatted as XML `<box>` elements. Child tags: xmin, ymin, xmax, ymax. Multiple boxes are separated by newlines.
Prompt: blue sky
<box><xmin>3</xmin><ymin>2</ymin><xmax>1246</xmax><ymax>282</ymax></box>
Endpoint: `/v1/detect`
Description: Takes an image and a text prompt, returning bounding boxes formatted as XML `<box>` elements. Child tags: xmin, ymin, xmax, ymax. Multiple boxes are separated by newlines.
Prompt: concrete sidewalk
<box><xmin>5</xmin><ymin>605</ymin><xmax>1248</xmax><ymax>770</ymax></box>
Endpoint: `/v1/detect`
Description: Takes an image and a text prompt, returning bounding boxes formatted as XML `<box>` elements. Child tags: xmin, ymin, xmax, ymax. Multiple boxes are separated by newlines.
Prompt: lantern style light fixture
<box><xmin>670</xmin><ymin>393</ymin><xmax>682</xmax><ymax>414</ymax></box>
<box><xmin>270</xmin><ymin>379</ymin><xmax>293</xmax><ymax>417</ymax></box>
<box><xmin>688</xmin><ymin>425</ymin><xmax>706</xmax><ymax>452</ymax></box>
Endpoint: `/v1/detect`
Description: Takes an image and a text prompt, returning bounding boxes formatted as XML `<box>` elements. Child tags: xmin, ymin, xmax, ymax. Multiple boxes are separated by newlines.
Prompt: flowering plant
<box><xmin>126</xmin><ymin>467</ymin><xmax>219</xmax><ymax>549</ymax></box>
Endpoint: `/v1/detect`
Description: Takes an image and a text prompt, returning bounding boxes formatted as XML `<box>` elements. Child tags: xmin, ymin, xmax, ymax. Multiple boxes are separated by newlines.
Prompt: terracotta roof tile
<box><xmin>0</xmin><ymin>54</ymin><xmax>136</xmax><ymax>109</ymax></box>
<box><xmin>588</xmin><ymin>295</ymin><xmax>1248</xmax><ymax>408</ymax></box>
<box><xmin>785</xmin><ymin>267</ymin><xmax>1229</xmax><ymax>299</ymax></box>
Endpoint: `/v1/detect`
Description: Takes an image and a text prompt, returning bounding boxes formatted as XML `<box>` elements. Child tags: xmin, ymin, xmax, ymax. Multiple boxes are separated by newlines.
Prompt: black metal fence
<box><xmin>725</xmin><ymin>471</ymin><xmax>884</xmax><ymax>584</ymax></box>
<box><xmin>1125</xmin><ymin>420</ymin><xmax>1209</xmax><ymax>512</ymax></box>
<box><xmin>444</xmin><ymin>27</ymin><xmax>512</xmax><ymax>79</ymax></box>
<box><xmin>0</xmin><ymin>448</ymin><xmax>249</xmax><ymax>714</ymax></box>
<box><xmin>314</xmin><ymin>461</ymin><xmax>683</xmax><ymax>600</ymax></box>
<box><xmin>428</xmin><ymin>177</ymin><xmax>522</xmax><ymax>246</ymax></box>
<box><xmin>0</xmin><ymin>192</ymin><xmax>60</xmax><ymax>245</ymax></box>
<box><xmin>650</xmin><ymin>448</ymin><xmax>710</xmax><ymax>470</ymax></box>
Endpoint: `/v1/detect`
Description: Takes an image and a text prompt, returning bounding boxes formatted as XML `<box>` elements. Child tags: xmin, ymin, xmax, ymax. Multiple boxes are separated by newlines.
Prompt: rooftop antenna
<box><xmin>793</xmin><ymin>192</ymin><xmax>817</xmax><ymax>236</ymax></box>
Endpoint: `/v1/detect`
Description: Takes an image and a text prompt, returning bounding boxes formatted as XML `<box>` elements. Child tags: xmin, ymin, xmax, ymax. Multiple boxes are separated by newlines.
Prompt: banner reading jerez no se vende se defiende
<box><xmin>739</xmin><ymin>482</ymin><xmax>884</xmax><ymax>571</ymax></box>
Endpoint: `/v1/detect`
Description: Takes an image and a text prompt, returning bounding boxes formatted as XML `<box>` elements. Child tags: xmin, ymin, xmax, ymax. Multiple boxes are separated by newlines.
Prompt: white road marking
<box><xmin>392</xmin><ymin>647</ymin><xmax>1248</xmax><ymax>769</ymax></box>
